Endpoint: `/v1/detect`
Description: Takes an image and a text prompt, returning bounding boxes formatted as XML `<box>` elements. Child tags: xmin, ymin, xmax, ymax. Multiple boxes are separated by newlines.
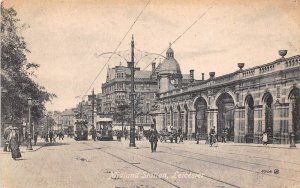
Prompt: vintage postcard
<box><xmin>1</xmin><ymin>0</ymin><xmax>300</xmax><ymax>187</ymax></box>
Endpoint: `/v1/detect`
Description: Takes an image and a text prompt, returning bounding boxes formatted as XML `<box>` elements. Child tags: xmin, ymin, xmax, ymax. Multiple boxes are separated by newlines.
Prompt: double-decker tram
<box><xmin>96</xmin><ymin>114</ymin><xmax>113</xmax><ymax>141</ymax></box>
<box><xmin>74</xmin><ymin>119</ymin><xmax>88</xmax><ymax>141</ymax></box>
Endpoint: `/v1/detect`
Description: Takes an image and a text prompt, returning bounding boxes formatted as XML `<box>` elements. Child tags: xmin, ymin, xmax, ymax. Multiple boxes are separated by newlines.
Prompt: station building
<box><xmin>151</xmin><ymin>47</ymin><xmax>300</xmax><ymax>144</ymax></box>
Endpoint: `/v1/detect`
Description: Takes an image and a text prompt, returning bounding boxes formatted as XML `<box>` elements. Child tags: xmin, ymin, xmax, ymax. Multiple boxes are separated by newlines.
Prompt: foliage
<box><xmin>112</xmin><ymin>95</ymin><xmax>147</xmax><ymax>130</ymax></box>
<box><xmin>1</xmin><ymin>3</ymin><xmax>56</xmax><ymax>124</ymax></box>
<box><xmin>113</xmin><ymin>103</ymin><xmax>130</xmax><ymax>130</ymax></box>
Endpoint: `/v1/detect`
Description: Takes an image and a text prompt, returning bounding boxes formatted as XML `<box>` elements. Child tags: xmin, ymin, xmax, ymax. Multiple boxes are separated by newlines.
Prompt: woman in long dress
<box><xmin>9</xmin><ymin>129</ymin><xmax>22</xmax><ymax>160</ymax></box>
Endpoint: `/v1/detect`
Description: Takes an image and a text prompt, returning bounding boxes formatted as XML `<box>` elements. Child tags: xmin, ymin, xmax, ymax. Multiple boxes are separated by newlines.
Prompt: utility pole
<box><xmin>129</xmin><ymin>35</ymin><xmax>136</xmax><ymax>147</ymax></box>
<box><xmin>92</xmin><ymin>88</ymin><xmax>95</xmax><ymax>126</ymax></box>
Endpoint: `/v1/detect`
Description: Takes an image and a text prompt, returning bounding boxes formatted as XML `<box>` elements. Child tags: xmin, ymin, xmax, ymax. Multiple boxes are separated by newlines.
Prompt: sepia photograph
<box><xmin>1</xmin><ymin>0</ymin><xmax>300</xmax><ymax>187</ymax></box>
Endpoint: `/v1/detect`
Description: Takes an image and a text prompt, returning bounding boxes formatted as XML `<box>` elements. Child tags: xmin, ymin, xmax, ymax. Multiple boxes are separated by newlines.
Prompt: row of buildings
<box><xmin>54</xmin><ymin>44</ymin><xmax>300</xmax><ymax>145</ymax></box>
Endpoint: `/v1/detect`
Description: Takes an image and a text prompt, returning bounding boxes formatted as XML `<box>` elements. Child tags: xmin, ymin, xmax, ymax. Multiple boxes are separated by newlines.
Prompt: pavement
<box><xmin>1</xmin><ymin>137</ymin><xmax>300</xmax><ymax>188</ymax></box>
<box><xmin>0</xmin><ymin>138</ymin><xmax>56</xmax><ymax>154</ymax></box>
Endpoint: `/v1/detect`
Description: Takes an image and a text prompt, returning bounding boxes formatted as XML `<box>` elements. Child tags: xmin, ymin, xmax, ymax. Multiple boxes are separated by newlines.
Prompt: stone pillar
<box><xmin>288</xmin><ymin>102</ymin><xmax>294</xmax><ymax>144</ymax></box>
<box><xmin>234</xmin><ymin>108</ymin><xmax>245</xmax><ymax>143</ymax></box>
<box><xmin>189</xmin><ymin>111</ymin><xmax>196</xmax><ymax>140</ymax></box>
<box><xmin>184</xmin><ymin>110</ymin><xmax>188</xmax><ymax>135</ymax></box>
<box><xmin>253</xmin><ymin>106</ymin><xmax>263</xmax><ymax>144</ymax></box>
<box><xmin>207</xmin><ymin>109</ymin><xmax>218</xmax><ymax>132</ymax></box>
<box><xmin>156</xmin><ymin>113</ymin><xmax>164</xmax><ymax>131</ymax></box>
<box><xmin>273</xmin><ymin>102</ymin><xmax>281</xmax><ymax>144</ymax></box>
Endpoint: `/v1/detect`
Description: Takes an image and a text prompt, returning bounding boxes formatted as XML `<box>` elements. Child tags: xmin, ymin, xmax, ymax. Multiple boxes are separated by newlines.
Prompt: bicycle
<box><xmin>209</xmin><ymin>134</ymin><xmax>218</xmax><ymax>147</ymax></box>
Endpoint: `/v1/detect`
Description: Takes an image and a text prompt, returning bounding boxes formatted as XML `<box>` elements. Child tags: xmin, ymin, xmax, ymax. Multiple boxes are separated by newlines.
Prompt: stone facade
<box><xmin>151</xmin><ymin>52</ymin><xmax>300</xmax><ymax>144</ymax></box>
<box><xmin>100</xmin><ymin>64</ymin><xmax>158</xmax><ymax>129</ymax></box>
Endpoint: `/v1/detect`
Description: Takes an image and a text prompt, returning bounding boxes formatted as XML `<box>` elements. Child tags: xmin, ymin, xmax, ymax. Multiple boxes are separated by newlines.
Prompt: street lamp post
<box><xmin>27</xmin><ymin>97</ymin><xmax>33</xmax><ymax>150</ymax></box>
<box><xmin>45</xmin><ymin>115</ymin><xmax>49</xmax><ymax>142</ymax></box>
<box><xmin>129</xmin><ymin>35</ymin><xmax>136</xmax><ymax>147</ymax></box>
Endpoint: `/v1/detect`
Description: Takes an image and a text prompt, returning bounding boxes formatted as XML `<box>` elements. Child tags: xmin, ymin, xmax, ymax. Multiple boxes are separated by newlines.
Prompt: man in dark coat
<box><xmin>209</xmin><ymin>126</ymin><xmax>216</xmax><ymax>146</ymax></box>
<box><xmin>149</xmin><ymin>127</ymin><xmax>158</xmax><ymax>152</ymax></box>
<box><xmin>49</xmin><ymin>130</ymin><xmax>54</xmax><ymax>143</ymax></box>
<box><xmin>33</xmin><ymin>131</ymin><xmax>38</xmax><ymax>145</ymax></box>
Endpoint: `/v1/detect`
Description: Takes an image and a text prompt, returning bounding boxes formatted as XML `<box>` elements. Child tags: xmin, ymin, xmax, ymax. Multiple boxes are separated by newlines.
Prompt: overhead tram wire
<box><xmin>142</xmin><ymin>4</ymin><xmax>214</xmax><ymax>71</ymax></box>
<box><xmin>81</xmin><ymin>0</ymin><xmax>151</xmax><ymax>100</ymax></box>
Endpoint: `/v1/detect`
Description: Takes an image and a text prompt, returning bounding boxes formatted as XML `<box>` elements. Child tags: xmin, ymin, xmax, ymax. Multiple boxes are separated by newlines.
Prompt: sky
<box><xmin>3</xmin><ymin>0</ymin><xmax>300</xmax><ymax>111</ymax></box>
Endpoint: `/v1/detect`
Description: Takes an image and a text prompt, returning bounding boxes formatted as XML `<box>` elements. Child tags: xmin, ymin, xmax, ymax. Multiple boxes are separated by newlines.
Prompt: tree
<box><xmin>1</xmin><ymin>3</ymin><xmax>55</xmax><ymax>125</ymax></box>
<box><xmin>113</xmin><ymin>95</ymin><xmax>145</xmax><ymax>131</ymax></box>
<box><xmin>113</xmin><ymin>103</ymin><xmax>130</xmax><ymax>131</ymax></box>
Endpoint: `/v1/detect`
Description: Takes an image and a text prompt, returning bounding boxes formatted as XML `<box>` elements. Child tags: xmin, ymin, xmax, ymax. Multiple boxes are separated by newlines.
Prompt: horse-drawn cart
<box><xmin>159</xmin><ymin>131</ymin><xmax>175</xmax><ymax>143</ymax></box>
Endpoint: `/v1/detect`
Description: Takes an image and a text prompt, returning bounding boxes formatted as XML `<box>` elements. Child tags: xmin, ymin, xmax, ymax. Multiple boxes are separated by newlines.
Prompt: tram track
<box><xmin>114</xmin><ymin>144</ymin><xmax>300</xmax><ymax>185</ymax></box>
<box><xmin>159</xmin><ymin>148</ymin><xmax>300</xmax><ymax>182</ymax></box>
<box><xmin>166</xmin><ymin>143</ymin><xmax>300</xmax><ymax>166</ymax></box>
<box><xmin>82</xmin><ymin>142</ymin><xmax>181</xmax><ymax>188</ymax></box>
<box><xmin>158</xmin><ymin>145</ymin><xmax>300</xmax><ymax>173</ymax></box>
<box><xmin>82</xmin><ymin>142</ymin><xmax>240</xmax><ymax>188</ymax></box>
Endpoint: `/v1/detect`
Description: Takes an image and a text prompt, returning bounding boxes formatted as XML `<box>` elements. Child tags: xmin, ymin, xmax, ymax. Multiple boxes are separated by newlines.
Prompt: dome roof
<box><xmin>156</xmin><ymin>44</ymin><xmax>181</xmax><ymax>75</ymax></box>
<box><xmin>157</xmin><ymin>58</ymin><xmax>181</xmax><ymax>75</ymax></box>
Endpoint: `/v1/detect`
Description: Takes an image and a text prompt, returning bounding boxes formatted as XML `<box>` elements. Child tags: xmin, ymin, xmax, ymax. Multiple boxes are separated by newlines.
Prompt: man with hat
<box><xmin>149</xmin><ymin>124</ymin><xmax>158</xmax><ymax>152</ymax></box>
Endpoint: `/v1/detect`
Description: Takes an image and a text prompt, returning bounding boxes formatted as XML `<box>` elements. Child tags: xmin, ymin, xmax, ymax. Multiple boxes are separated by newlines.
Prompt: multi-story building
<box><xmin>101</xmin><ymin>63</ymin><xmax>158</xmax><ymax>130</ymax></box>
<box><xmin>100</xmin><ymin>45</ymin><xmax>197</xmax><ymax>130</ymax></box>
<box><xmin>60</xmin><ymin>108</ymin><xmax>76</xmax><ymax>132</ymax></box>
<box><xmin>151</xmin><ymin>49</ymin><xmax>300</xmax><ymax>145</ymax></box>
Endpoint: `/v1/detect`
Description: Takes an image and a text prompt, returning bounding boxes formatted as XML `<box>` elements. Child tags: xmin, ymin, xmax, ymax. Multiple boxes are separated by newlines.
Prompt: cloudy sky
<box><xmin>3</xmin><ymin>0</ymin><xmax>300</xmax><ymax>111</ymax></box>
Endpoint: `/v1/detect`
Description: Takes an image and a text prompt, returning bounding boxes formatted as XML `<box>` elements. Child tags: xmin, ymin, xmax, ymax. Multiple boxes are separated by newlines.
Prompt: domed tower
<box><xmin>156</xmin><ymin>43</ymin><xmax>182</xmax><ymax>93</ymax></box>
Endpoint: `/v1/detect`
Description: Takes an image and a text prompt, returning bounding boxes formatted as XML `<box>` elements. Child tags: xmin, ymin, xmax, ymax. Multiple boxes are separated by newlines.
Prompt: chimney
<box><xmin>190</xmin><ymin>69</ymin><xmax>194</xmax><ymax>83</ymax></box>
<box><xmin>152</xmin><ymin>62</ymin><xmax>156</xmax><ymax>74</ymax></box>
<box><xmin>209</xmin><ymin>72</ymin><xmax>215</xmax><ymax>79</ymax></box>
<box><xmin>127</xmin><ymin>61</ymin><xmax>132</xmax><ymax>68</ymax></box>
<box><xmin>202</xmin><ymin>73</ymin><xmax>204</xmax><ymax>80</ymax></box>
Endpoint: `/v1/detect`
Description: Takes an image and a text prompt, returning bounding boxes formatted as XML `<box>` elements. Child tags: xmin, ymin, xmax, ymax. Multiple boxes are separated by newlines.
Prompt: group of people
<box><xmin>159</xmin><ymin>127</ymin><xmax>184</xmax><ymax>143</ymax></box>
<box><xmin>41</xmin><ymin>130</ymin><xmax>64</xmax><ymax>143</ymax></box>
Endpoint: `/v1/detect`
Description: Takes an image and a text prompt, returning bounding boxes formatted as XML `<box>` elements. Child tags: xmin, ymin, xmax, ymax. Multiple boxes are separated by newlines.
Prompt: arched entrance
<box><xmin>217</xmin><ymin>93</ymin><xmax>235</xmax><ymax>141</ymax></box>
<box><xmin>245</xmin><ymin>95</ymin><xmax>254</xmax><ymax>143</ymax></box>
<box><xmin>195</xmin><ymin>97</ymin><xmax>208</xmax><ymax>140</ymax></box>
<box><xmin>263</xmin><ymin>93</ymin><xmax>273</xmax><ymax>144</ymax></box>
<box><xmin>289</xmin><ymin>88</ymin><xmax>300</xmax><ymax>143</ymax></box>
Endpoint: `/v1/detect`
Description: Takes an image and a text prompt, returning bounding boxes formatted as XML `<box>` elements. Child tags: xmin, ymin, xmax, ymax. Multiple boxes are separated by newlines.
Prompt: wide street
<box><xmin>1</xmin><ymin>137</ymin><xmax>300</xmax><ymax>188</ymax></box>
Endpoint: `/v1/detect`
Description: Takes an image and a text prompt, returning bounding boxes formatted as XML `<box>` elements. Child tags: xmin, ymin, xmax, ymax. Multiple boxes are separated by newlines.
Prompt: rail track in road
<box><xmin>157</xmin><ymin>146</ymin><xmax>300</xmax><ymax>183</ymax></box>
<box><xmin>164</xmin><ymin>143</ymin><xmax>300</xmax><ymax>166</ymax></box>
<box><xmin>159</xmin><ymin>145</ymin><xmax>300</xmax><ymax>173</ymax></box>
<box><xmin>115</xmin><ymin>145</ymin><xmax>300</xmax><ymax>185</ymax></box>
<box><xmin>82</xmin><ymin>142</ymin><xmax>240</xmax><ymax>188</ymax></box>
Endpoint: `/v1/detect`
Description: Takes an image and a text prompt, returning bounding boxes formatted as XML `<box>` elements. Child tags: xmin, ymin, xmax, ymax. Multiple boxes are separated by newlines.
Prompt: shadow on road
<box><xmin>43</xmin><ymin>142</ymin><xmax>70</xmax><ymax>147</ymax></box>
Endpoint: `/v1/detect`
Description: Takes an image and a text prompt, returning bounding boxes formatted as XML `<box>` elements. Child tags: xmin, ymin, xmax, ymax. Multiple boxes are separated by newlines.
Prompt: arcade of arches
<box><xmin>152</xmin><ymin>53</ymin><xmax>300</xmax><ymax>144</ymax></box>
<box><xmin>155</xmin><ymin>86</ymin><xmax>300</xmax><ymax>144</ymax></box>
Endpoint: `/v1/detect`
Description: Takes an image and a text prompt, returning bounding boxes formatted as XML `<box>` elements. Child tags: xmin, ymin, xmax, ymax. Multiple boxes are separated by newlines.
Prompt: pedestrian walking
<box><xmin>172</xmin><ymin>128</ymin><xmax>178</xmax><ymax>143</ymax></box>
<box><xmin>91</xmin><ymin>126</ymin><xmax>96</xmax><ymax>141</ymax></box>
<box><xmin>221</xmin><ymin>129</ymin><xmax>227</xmax><ymax>143</ymax></box>
<box><xmin>209</xmin><ymin>126</ymin><xmax>216</xmax><ymax>147</ymax></box>
<box><xmin>33</xmin><ymin>131</ymin><xmax>38</xmax><ymax>146</ymax></box>
<box><xmin>196</xmin><ymin>131</ymin><xmax>200</xmax><ymax>144</ymax></box>
<box><xmin>49</xmin><ymin>130</ymin><xmax>54</xmax><ymax>143</ymax></box>
<box><xmin>149</xmin><ymin>126</ymin><xmax>158</xmax><ymax>152</ymax></box>
<box><xmin>124</xmin><ymin>128</ymin><xmax>128</xmax><ymax>140</ymax></box>
<box><xmin>262</xmin><ymin>132</ymin><xmax>268</xmax><ymax>145</ymax></box>
<box><xmin>179</xmin><ymin>133</ymin><xmax>184</xmax><ymax>143</ymax></box>
<box><xmin>8</xmin><ymin>128</ymin><xmax>22</xmax><ymax>160</ymax></box>
<box><xmin>117</xmin><ymin>130</ymin><xmax>122</xmax><ymax>142</ymax></box>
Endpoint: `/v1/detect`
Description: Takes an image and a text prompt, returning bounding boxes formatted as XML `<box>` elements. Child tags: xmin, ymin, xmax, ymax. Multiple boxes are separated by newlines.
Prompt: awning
<box><xmin>97</xmin><ymin>118</ymin><xmax>113</xmax><ymax>122</ymax></box>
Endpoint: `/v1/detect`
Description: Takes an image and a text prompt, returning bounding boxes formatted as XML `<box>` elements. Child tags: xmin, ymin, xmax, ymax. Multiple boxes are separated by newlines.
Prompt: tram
<box><xmin>96</xmin><ymin>115</ymin><xmax>113</xmax><ymax>141</ymax></box>
<box><xmin>74</xmin><ymin>119</ymin><xmax>88</xmax><ymax>141</ymax></box>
